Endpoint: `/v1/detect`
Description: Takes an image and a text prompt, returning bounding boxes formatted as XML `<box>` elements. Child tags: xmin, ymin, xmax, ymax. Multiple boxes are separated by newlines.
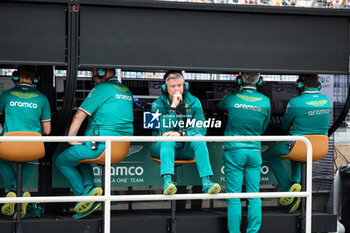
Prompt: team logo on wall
<box><xmin>143</xmin><ymin>110</ymin><xmax>161</xmax><ymax>129</ymax></box>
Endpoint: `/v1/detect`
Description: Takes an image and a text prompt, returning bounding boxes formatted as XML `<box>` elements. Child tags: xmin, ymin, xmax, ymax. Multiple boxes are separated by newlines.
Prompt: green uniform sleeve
<box><xmin>41</xmin><ymin>96</ymin><xmax>51</xmax><ymax>122</ymax></box>
<box><xmin>217</xmin><ymin>94</ymin><xmax>230</xmax><ymax>111</ymax></box>
<box><xmin>281</xmin><ymin>100</ymin><xmax>296</xmax><ymax>132</ymax></box>
<box><xmin>80</xmin><ymin>85</ymin><xmax>108</xmax><ymax>116</ymax></box>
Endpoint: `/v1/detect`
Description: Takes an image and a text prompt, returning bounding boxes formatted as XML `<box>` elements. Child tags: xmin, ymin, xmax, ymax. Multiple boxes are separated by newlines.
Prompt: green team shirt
<box><xmin>79</xmin><ymin>77</ymin><xmax>134</xmax><ymax>136</ymax></box>
<box><xmin>151</xmin><ymin>91</ymin><xmax>206</xmax><ymax>137</ymax></box>
<box><xmin>282</xmin><ymin>87</ymin><xmax>331</xmax><ymax>136</ymax></box>
<box><xmin>0</xmin><ymin>83</ymin><xmax>51</xmax><ymax>134</ymax></box>
<box><xmin>218</xmin><ymin>85</ymin><xmax>271</xmax><ymax>151</ymax></box>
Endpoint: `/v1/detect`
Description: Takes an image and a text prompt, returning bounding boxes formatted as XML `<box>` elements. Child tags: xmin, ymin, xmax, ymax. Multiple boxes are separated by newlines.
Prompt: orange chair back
<box><xmin>0</xmin><ymin>132</ymin><xmax>45</xmax><ymax>162</ymax></box>
<box><xmin>150</xmin><ymin>154</ymin><xmax>196</xmax><ymax>165</ymax></box>
<box><xmin>280</xmin><ymin>135</ymin><xmax>328</xmax><ymax>162</ymax></box>
<box><xmin>79</xmin><ymin>141</ymin><xmax>130</xmax><ymax>165</ymax></box>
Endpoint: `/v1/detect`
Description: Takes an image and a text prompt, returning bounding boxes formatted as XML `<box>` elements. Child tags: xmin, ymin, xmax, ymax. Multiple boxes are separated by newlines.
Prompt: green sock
<box><xmin>202</xmin><ymin>176</ymin><xmax>211</xmax><ymax>186</ymax></box>
<box><xmin>163</xmin><ymin>174</ymin><xmax>172</xmax><ymax>184</ymax></box>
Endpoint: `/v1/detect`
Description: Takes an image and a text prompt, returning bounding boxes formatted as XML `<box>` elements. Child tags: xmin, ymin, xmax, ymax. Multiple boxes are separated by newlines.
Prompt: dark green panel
<box><xmin>80</xmin><ymin>4</ymin><xmax>349</xmax><ymax>74</ymax></box>
<box><xmin>0</xmin><ymin>2</ymin><xmax>66</xmax><ymax>65</ymax></box>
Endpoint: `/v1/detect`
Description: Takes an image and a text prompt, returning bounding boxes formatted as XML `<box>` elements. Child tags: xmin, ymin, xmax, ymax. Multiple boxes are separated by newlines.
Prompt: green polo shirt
<box><xmin>79</xmin><ymin>77</ymin><xmax>134</xmax><ymax>136</ymax></box>
<box><xmin>282</xmin><ymin>87</ymin><xmax>331</xmax><ymax>136</ymax></box>
<box><xmin>218</xmin><ymin>85</ymin><xmax>271</xmax><ymax>151</ymax></box>
<box><xmin>0</xmin><ymin>83</ymin><xmax>51</xmax><ymax>134</ymax></box>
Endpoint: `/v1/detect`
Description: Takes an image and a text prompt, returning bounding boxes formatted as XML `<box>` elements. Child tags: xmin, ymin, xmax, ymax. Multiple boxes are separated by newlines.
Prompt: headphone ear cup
<box><xmin>97</xmin><ymin>68</ymin><xmax>106</xmax><ymax>77</ymax></box>
<box><xmin>33</xmin><ymin>75</ymin><xmax>40</xmax><ymax>85</ymax></box>
<box><xmin>184</xmin><ymin>82</ymin><xmax>189</xmax><ymax>92</ymax></box>
<box><xmin>296</xmin><ymin>80</ymin><xmax>304</xmax><ymax>90</ymax></box>
<box><xmin>317</xmin><ymin>81</ymin><xmax>322</xmax><ymax>90</ymax></box>
<box><xmin>256</xmin><ymin>77</ymin><xmax>263</xmax><ymax>86</ymax></box>
<box><xmin>12</xmin><ymin>70</ymin><xmax>20</xmax><ymax>83</ymax></box>
<box><xmin>236</xmin><ymin>76</ymin><xmax>242</xmax><ymax>87</ymax></box>
<box><xmin>161</xmin><ymin>84</ymin><xmax>167</xmax><ymax>94</ymax></box>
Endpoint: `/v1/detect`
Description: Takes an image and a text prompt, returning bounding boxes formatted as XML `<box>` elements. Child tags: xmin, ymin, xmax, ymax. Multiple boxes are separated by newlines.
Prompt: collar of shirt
<box><xmin>302</xmin><ymin>87</ymin><xmax>319</xmax><ymax>94</ymax></box>
<box><xmin>106</xmin><ymin>76</ymin><xmax>119</xmax><ymax>82</ymax></box>
<box><xmin>17</xmin><ymin>82</ymin><xmax>34</xmax><ymax>87</ymax></box>
<box><xmin>241</xmin><ymin>84</ymin><xmax>257</xmax><ymax>90</ymax></box>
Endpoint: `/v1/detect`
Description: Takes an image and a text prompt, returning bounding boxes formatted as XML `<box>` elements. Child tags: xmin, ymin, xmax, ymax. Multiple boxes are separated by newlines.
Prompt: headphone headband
<box><xmin>236</xmin><ymin>75</ymin><xmax>263</xmax><ymax>87</ymax></box>
<box><xmin>12</xmin><ymin>70</ymin><xmax>40</xmax><ymax>85</ymax></box>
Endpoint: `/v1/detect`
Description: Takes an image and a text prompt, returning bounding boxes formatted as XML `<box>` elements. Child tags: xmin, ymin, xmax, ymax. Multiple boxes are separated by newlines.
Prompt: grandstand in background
<box><xmin>166</xmin><ymin>0</ymin><xmax>350</xmax><ymax>8</ymax></box>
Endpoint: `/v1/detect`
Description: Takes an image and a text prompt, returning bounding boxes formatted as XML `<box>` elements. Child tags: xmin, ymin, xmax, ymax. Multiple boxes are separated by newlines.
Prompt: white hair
<box><xmin>242</xmin><ymin>72</ymin><xmax>261</xmax><ymax>85</ymax></box>
<box><xmin>165</xmin><ymin>73</ymin><xmax>184</xmax><ymax>85</ymax></box>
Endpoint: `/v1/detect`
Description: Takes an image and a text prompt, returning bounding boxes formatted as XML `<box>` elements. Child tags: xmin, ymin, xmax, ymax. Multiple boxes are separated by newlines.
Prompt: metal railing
<box><xmin>0</xmin><ymin>135</ymin><xmax>313</xmax><ymax>233</ymax></box>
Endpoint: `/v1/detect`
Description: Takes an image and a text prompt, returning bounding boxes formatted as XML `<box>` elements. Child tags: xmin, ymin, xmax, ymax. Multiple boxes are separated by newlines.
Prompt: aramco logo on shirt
<box><xmin>143</xmin><ymin>110</ymin><xmax>221</xmax><ymax>129</ymax></box>
<box><xmin>234</xmin><ymin>103</ymin><xmax>262</xmax><ymax>112</ymax></box>
<box><xmin>115</xmin><ymin>94</ymin><xmax>133</xmax><ymax>101</ymax></box>
<box><xmin>9</xmin><ymin>101</ymin><xmax>38</xmax><ymax>108</ymax></box>
<box><xmin>308</xmin><ymin>108</ymin><xmax>330</xmax><ymax>116</ymax></box>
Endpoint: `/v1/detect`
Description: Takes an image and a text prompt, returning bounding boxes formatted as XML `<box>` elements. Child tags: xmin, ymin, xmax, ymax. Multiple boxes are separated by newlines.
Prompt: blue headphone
<box><xmin>96</xmin><ymin>68</ymin><xmax>106</xmax><ymax>78</ymax></box>
<box><xmin>236</xmin><ymin>75</ymin><xmax>263</xmax><ymax>87</ymax></box>
<box><xmin>296</xmin><ymin>78</ymin><xmax>322</xmax><ymax>91</ymax></box>
<box><xmin>12</xmin><ymin>70</ymin><xmax>40</xmax><ymax>84</ymax></box>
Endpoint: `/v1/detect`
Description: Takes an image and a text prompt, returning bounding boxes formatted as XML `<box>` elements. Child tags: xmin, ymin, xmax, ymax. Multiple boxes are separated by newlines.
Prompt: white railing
<box><xmin>0</xmin><ymin>136</ymin><xmax>312</xmax><ymax>233</ymax></box>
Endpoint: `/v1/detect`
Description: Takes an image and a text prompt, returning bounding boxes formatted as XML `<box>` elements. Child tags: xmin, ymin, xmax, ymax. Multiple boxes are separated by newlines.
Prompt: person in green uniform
<box><xmin>0</xmin><ymin>65</ymin><xmax>51</xmax><ymax>217</ymax></box>
<box><xmin>151</xmin><ymin>71</ymin><xmax>221</xmax><ymax>195</ymax></box>
<box><xmin>267</xmin><ymin>74</ymin><xmax>331</xmax><ymax>213</ymax></box>
<box><xmin>55</xmin><ymin>68</ymin><xmax>133</xmax><ymax>219</ymax></box>
<box><xmin>218</xmin><ymin>72</ymin><xmax>271</xmax><ymax>233</ymax></box>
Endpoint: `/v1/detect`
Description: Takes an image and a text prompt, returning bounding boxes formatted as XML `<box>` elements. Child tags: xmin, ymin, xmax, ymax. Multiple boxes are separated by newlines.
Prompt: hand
<box><xmin>68</xmin><ymin>141</ymin><xmax>83</xmax><ymax>146</ymax></box>
<box><xmin>171</xmin><ymin>91</ymin><xmax>182</xmax><ymax>108</ymax></box>
<box><xmin>162</xmin><ymin>131</ymin><xmax>181</xmax><ymax>137</ymax></box>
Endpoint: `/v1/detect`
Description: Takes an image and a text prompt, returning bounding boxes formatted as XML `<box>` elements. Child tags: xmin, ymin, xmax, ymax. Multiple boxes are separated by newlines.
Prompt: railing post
<box><xmin>104</xmin><ymin>139</ymin><xmax>112</xmax><ymax>233</ymax></box>
<box><xmin>304</xmin><ymin>137</ymin><xmax>313</xmax><ymax>233</ymax></box>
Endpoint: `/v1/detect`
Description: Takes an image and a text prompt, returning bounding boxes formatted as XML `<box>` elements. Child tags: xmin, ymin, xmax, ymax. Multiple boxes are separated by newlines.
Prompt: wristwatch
<box><xmin>169</xmin><ymin>107</ymin><xmax>176</xmax><ymax>112</ymax></box>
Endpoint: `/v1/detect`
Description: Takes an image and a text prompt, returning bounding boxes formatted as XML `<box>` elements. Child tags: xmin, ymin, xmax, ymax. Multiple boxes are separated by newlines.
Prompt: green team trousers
<box><xmin>151</xmin><ymin>136</ymin><xmax>213</xmax><ymax>178</ymax></box>
<box><xmin>55</xmin><ymin>142</ymin><xmax>105</xmax><ymax>196</ymax></box>
<box><xmin>0</xmin><ymin>159</ymin><xmax>34</xmax><ymax>192</ymax></box>
<box><xmin>267</xmin><ymin>142</ymin><xmax>301</xmax><ymax>192</ymax></box>
<box><xmin>225</xmin><ymin>149</ymin><xmax>262</xmax><ymax>233</ymax></box>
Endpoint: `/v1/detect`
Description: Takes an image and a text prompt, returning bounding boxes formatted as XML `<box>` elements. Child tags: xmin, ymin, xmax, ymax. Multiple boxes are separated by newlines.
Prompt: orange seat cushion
<box><xmin>150</xmin><ymin>154</ymin><xmax>196</xmax><ymax>164</ymax></box>
<box><xmin>79</xmin><ymin>141</ymin><xmax>130</xmax><ymax>165</ymax></box>
<box><xmin>280</xmin><ymin>135</ymin><xmax>328</xmax><ymax>162</ymax></box>
<box><xmin>0</xmin><ymin>132</ymin><xmax>45</xmax><ymax>162</ymax></box>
